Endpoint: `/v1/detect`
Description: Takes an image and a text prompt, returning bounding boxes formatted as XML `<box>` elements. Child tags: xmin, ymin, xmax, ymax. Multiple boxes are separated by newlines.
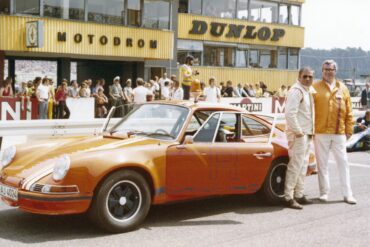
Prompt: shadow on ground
<box><xmin>0</xmin><ymin>194</ymin><xmax>282</xmax><ymax>244</ymax></box>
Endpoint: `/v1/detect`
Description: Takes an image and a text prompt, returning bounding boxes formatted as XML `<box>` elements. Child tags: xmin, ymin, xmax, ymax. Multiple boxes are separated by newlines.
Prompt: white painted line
<box><xmin>329</xmin><ymin>160</ymin><xmax>370</xmax><ymax>169</ymax></box>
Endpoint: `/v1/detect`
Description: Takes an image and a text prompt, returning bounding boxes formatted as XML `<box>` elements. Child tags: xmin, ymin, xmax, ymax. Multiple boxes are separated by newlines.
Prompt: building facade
<box><xmin>0</xmin><ymin>0</ymin><xmax>305</xmax><ymax>90</ymax></box>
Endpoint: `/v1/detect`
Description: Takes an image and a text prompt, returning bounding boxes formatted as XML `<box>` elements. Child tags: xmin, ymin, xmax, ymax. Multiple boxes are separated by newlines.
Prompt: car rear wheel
<box><xmin>88</xmin><ymin>170</ymin><xmax>151</xmax><ymax>233</ymax></box>
<box><xmin>259</xmin><ymin>157</ymin><xmax>288</xmax><ymax>204</ymax></box>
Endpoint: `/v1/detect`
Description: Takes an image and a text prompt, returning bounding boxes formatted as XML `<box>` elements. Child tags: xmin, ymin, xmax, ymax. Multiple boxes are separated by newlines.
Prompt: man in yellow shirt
<box><xmin>313</xmin><ymin>60</ymin><xmax>356</xmax><ymax>204</ymax></box>
<box><xmin>180</xmin><ymin>55</ymin><xmax>198</xmax><ymax>100</ymax></box>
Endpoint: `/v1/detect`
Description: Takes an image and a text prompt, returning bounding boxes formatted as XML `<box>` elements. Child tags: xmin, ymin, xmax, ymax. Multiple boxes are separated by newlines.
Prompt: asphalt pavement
<box><xmin>0</xmin><ymin>151</ymin><xmax>369</xmax><ymax>247</ymax></box>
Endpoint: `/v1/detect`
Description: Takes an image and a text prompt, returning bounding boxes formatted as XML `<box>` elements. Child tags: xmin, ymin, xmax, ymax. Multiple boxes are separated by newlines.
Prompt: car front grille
<box><xmin>30</xmin><ymin>184</ymin><xmax>44</xmax><ymax>192</ymax></box>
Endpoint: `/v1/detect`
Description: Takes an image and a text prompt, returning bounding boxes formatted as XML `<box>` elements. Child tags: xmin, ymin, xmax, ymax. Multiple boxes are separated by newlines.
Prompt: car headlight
<box><xmin>52</xmin><ymin>155</ymin><xmax>71</xmax><ymax>181</ymax></box>
<box><xmin>1</xmin><ymin>146</ymin><xmax>16</xmax><ymax>169</ymax></box>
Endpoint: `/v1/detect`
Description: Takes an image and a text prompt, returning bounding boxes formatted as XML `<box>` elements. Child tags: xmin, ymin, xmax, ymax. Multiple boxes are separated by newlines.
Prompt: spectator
<box><xmin>259</xmin><ymin>81</ymin><xmax>268</xmax><ymax>93</ymax></box>
<box><xmin>109</xmin><ymin>76</ymin><xmax>127</xmax><ymax>117</ymax></box>
<box><xmin>26</xmin><ymin>80</ymin><xmax>35</xmax><ymax>97</ymax></box>
<box><xmin>33</xmin><ymin>77</ymin><xmax>42</xmax><ymax>92</ymax></box>
<box><xmin>48</xmin><ymin>78</ymin><xmax>57</xmax><ymax>119</ymax></box>
<box><xmin>151</xmin><ymin>79</ymin><xmax>160</xmax><ymax>100</ymax></box>
<box><xmin>18</xmin><ymin>81</ymin><xmax>29</xmax><ymax>111</ymax></box>
<box><xmin>204</xmin><ymin>77</ymin><xmax>221</xmax><ymax>103</ymax></box>
<box><xmin>223</xmin><ymin>80</ymin><xmax>234</xmax><ymax>97</ymax></box>
<box><xmin>161</xmin><ymin>80</ymin><xmax>170</xmax><ymax>100</ymax></box>
<box><xmin>360</xmin><ymin>82</ymin><xmax>370</xmax><ymax>109</ymax></box>
<box><xmin>159</xmin><ymin>72</ymin><xmax>168</xmax><ymax>88</ymax></box>
<box><xmin>255</xmin><ymin>83</ymin><xmax>263</xmax><ymax>97</ymax></box>
<box><xmin>79</xmin><ymin>82</ymin><xmax>90</xmax><ymax>98</ymax></box>
<box><xmin>68</xmin><ymin>80</ymin><xmax>80</xmax><ymax>98</ymax></box>
<box><xmin>96</xmin><ymin>88</ymin><xmax>108</xmax><ymax>118</ymax></box>
<box><xmin>36</xmin><ymin>77</ymin><xmax>50</xmax><ymax>119</ymax></box>
<box><xmin>234</xmin><ymin>83</ymin><xmax>249</xmax><ymax>97</ymax></box>
<box><xmin>275</xmin><ymin>85</ymin><xmax>288</xmax><ymax>98</ymax></box>
<box><xmin>246</xmin><ymin>83</ymin><xmax>256</xmax><ymax>97</ymax></box>
<box><xmin>55</xmin><ymin>81</ymin><xmax>70</xmax><ymax>119</ymax></box>
<box><xmin>123</xmin><ymin>79</ymin><xmax>133</xmax><ymax>103</ymax></box>
<box><xmin>219</xmin><ymin>81</ymin><xmax>226</xmax><ymax>96</ymax></box>
<box><xmin>86</xmin><ymin>79</ymin><xmax>92</xmax><ymax>97</ymax></box>
<box><xmin>171</xmin><ymin>80</ymin><xmax>184</xmax><ymax>100</ymax></box>
<box><xmin>0</xmin><ymin>76</ymin><xmax>14</xmax><ymax>97</ymax></box>
<box><xmin>133</xmin><ymin>78</ymin><xmax>149</xmax><ymax>103</ymax></box>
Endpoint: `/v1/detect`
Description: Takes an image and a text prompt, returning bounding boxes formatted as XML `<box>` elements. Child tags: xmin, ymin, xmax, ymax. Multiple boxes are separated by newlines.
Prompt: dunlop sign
<box><xmin>189</xmin><ymin>20</ymin><xmax>285</xmax><ymax>42</ymax></box>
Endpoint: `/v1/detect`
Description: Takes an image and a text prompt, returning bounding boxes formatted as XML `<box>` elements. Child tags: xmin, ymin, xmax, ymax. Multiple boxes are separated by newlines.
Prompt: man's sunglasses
<box><xmin>302</xmin><ymin>75</ymin><xmax>313</xmax><ymax>79</ymax></box>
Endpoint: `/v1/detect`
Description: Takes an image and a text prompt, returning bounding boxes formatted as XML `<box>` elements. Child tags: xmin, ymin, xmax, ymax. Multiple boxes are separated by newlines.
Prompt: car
<box><xmin>0</xmin><ymin>101</ymin><xmax>314</xmax><ymax>233</ymax></box>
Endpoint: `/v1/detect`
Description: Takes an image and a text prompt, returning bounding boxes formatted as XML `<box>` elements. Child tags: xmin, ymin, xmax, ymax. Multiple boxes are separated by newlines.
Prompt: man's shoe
<box><xmin>295</xmin><ymin>196</ymin><xmax>313</xmax><ymax>205</ymax></box>
<box><xmin>285</xmin><ymin>199</ymin><xmax>303</xmax><ymax>210</ymax></box>
<box><xmin>319</xmin><ymin>194</ymin><xmax>328</xmax><ymax>202</ymax></box>
<box><xmin>344</xmin><ymin>196</ymin><xmax>357</xmax><ymax>204</ymax></box>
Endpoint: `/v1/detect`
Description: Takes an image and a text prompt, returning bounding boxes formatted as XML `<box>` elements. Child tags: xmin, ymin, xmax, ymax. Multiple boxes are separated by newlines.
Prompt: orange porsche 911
<box><xmin>0</xmin><ymin>102</ymin><xmax>314</xmax><ymax>233</ymax></box>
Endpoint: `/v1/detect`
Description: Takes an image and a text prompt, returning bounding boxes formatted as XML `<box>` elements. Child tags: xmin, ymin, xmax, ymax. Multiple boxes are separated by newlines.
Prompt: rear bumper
<box><xmin>1</xmin><ymin>191</ymin><xmax>92</xmax><ymax>215</ymax></box>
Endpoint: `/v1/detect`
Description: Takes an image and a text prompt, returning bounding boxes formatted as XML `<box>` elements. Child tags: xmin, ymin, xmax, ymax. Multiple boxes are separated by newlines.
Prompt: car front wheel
<box><xmin>89</xmin><ymin>170</ymin><xmax>151</xmax><ymax>233</ymax></box>
<box><xmin>259</xmin><ymin>157</ymin><xmax>288</xmax><ymax>204</ymax></box>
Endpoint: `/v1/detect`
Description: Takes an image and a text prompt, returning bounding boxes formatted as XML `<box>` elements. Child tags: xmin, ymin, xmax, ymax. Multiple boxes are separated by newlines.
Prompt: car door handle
<box><xmin>253</xmin><ymin>152</ymin><xmax>272</xmax><ymax>158</ymax></box>
<box><xmin>176</xmin><ymin>145</ymin><xmax>186</xmax><ymax>150</ymax></box>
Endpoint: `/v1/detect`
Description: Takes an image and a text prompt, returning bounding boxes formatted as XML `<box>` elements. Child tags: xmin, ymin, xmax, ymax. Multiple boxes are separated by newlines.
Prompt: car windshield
<box><xmin>110</xmin><ymin>104</ymin><xmax>189</xmax><ymax>140</ymax></box>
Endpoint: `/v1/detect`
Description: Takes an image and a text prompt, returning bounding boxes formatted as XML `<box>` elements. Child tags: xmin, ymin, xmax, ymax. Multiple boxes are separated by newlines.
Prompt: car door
<box><xmin>166</xmin><ymin>113</ymin><xmax>221</xmax><ymax>196</ymax></box>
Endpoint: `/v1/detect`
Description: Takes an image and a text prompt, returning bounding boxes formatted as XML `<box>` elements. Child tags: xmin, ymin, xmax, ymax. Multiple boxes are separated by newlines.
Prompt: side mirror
<box><xmin>183</xmin><ymin>135</ymin><xmax>194</xmax><ymax>145</ymax></box>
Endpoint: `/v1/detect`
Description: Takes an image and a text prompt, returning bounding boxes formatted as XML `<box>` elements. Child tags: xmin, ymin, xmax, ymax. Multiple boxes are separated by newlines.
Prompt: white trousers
<box><xmin>284</xmin><ymin>132</ymin><xmax>312</xmax><ymax>200</ymax></box>
<box><xmin>314</xmin><ymin>134</ymin><xmax>353</xmax><ymax>198</ymax></box>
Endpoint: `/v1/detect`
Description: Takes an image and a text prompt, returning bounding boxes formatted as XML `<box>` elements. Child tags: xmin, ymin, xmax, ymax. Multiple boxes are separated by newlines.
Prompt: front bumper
<box><xmin>1</xmin><ymin>183</ymin><xmax>92</xmax><ymax>215</ymax></box>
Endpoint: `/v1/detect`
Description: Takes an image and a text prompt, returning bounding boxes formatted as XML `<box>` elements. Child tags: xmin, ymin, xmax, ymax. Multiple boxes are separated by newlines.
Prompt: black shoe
<box><xmin>295</xmin><ymin>196</ymin><xmax>313</xmax><ymax>205</ymax></box>
<box><xmin>285</xmin><ymin>199</ymin><xmax>303</xmax><ymax>210</ymax></box>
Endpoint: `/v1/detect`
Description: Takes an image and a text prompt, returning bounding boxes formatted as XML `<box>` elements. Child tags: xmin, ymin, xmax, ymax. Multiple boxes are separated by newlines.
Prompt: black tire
<box><xmin>259</xmin><ymin>157</ymin><xmax>288</xmax><ymax>205</ymax></box>
<box><xmin>88</xmin><ymin>170</ymin><xmax>151</xmax><ymax>233</ymax></box>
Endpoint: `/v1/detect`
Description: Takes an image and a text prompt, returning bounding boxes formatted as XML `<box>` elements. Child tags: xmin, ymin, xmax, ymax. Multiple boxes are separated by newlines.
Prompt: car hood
<box><xmin>3</xmin><ymin>135</ymin><xmax>172</xmax><ymax>179</ymax></box>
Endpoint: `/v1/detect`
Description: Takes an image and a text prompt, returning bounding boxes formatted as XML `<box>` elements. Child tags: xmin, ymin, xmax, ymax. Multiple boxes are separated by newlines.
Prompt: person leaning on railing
<box><xmin>0</xmin><ymin>77</ymin><xmax>14</xmax><ymax>97</ymax></box>
<box><xmin>55</xmin><ymin>81</ymin><xmax>70</xmax><ymax>119</ymax></box>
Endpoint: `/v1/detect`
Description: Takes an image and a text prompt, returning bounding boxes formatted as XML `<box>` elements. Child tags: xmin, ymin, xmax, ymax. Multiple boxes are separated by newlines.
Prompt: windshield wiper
<box><xmin>146</xmin><ymin>132</ymin><xmax>175</xmax><ymax>139</ymax></box>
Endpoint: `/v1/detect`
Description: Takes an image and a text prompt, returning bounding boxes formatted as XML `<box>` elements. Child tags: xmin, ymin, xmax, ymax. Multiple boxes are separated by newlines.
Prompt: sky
<box><xmin>302</xmin><ymin>0</ymin><xmax>370</xmax><ymax>51</ymax></box>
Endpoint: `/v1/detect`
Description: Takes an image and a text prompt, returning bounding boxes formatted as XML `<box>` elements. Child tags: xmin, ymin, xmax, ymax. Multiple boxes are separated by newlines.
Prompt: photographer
<box><xmin>180</xmin><ymin>55</ymin><xmax>199</xmax><ymax>100</ymax></box>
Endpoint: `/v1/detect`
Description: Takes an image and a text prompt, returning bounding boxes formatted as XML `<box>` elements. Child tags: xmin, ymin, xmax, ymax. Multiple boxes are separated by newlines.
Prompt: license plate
<box><xmin>0</xmin><ymin>184</ymin><xmax>18</xmax><ymax>201</ymax></box>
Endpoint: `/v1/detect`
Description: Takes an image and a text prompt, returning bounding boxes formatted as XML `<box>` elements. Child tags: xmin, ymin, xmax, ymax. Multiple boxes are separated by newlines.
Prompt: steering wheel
<box><xmin>154</xmin><ymin>129</ymin><xmax>171</xmax><ymax>135</ymax></box>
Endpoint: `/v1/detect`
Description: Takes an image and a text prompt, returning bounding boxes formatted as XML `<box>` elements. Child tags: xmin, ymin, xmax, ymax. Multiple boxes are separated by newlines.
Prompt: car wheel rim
<box><xmin>269</xmin><ymin>163</ymin><xmax>287</xmax><ymax>198</ymax></box>
<box><xmin>106</xmin><ymin>180</ymin><xmax>142</xmax><ymax>222</ymax></box>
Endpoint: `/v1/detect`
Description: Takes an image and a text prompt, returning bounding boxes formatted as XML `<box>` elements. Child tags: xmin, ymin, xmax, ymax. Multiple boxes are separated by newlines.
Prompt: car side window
<box><xmin>242</xmin><ymin>115</ymin><xmax>270</xmax><ymax>136</ymax></box>
<box><xmin>193</xmin><ymin>113</ymin><xmax>220</xmax><ymax>142</ymax></box>
<box><xmin>215</xmin><ymin>113</ymin><xmax>237</xmax><ymax>142</ymax></box>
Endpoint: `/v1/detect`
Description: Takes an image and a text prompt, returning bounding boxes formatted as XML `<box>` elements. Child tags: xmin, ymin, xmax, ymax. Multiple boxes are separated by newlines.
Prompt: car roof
<box><xmin>147</xmin><ymin>100</ymin><xmax>246</xmax><ymax>112</ymax></box>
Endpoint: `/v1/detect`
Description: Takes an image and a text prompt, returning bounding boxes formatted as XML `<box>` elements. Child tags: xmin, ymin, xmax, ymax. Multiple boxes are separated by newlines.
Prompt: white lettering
<box><xmin>1</xmin><ymin>102</ymin><xmax>21</xmax><ymax>120</ymax></box>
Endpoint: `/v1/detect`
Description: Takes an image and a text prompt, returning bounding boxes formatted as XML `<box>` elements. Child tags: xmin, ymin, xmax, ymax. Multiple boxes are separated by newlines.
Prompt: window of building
<box><xmin>288</xmin><ymin>48</ymin><xmax>299</xmax><ymax>69</ymax></box>
<box><xmin>249</xmin><ymin>0</ymin><xmax>278</xmax><ymax>23</ymax></box>
<box><xmin>127</xmin><ymin>0</ymin><xmax>141</xmax><ymax>26</ymax></box>
<box><xmin>14</xmin><ymin>0</ymin><xmax>40</xmax><ymax>16</ymax></box>
<box><xmin>237</xmin><ymin>0</ymin><xmax>249</xmax><ymax>20</ymax></box>
<box><xmin>143</xmin><ymin>0</ymin><xmax>170</xmax><ymax>29</ymax></box>
<box><xmin>204</xmin><ymin>46</ymin><xmax>235</xmax><ymax>67</ymax></box>
<box><xmin>235</xmin><ymin>49</ymin><xmax>248</xmax><ymax>67</ymax></box>
<box><xmin>203</xmin><ymin>0</ymin><xmax>236</xmax><ymax>19</ymax></box>
<box><xmin>68</xmin><ymin>0</ymin><xmax>85</xmax><ymax>20</ymax></box>
<box><xmin>88</xmin><ymin>0</ymin><xmax>124</xmax><ymax>25</ymax></box>
<box><xmin>290</xmin><ymin>5</ymin><xmax>300</xmax><ymax>26</ymax></box>
<box><xmin>188</xmin><ymin>0</ymin><xmax>201</xmax><ymax>15</ymax></box>
<box><xmin>278</xmin><ymin>48</ymin><xmax>287</xmax><ymax>69</ymax></box>
<box><xmin>177</xmin><ymin>51</ymin><xmax>201</xmax><ymax>66</ymax></box>
<box><xmin>249</xmin><ymin>49</ymin><xmax>259</xmax><ymax>68</ymax></box>
<box><xmin>70</xmin><ymin>61</ymin><xmax>77</xmax><ymax>81</ymax></box>
<box><xmin>178</xmin><ymin>0</ymin><xmax>188</xmax><ymax>13</ymax></box>
<box><xmin>0</xmin><ymin>0</ymin><xmax>11</xmax><ymax>14</ymax></box>
<box><xmin>278</xmin><ymin>4</ymin><xmax>288</xmax><ymax>24</ymax></box>
<box><xmin>15</xmin><ymin>60</ymin><xmax>57</xmax><ymax>87</ymax></box>
<box><xmin>43</xmin><ymin>0</ymin><xmax>63</xmax><ymax>18</ymax></box>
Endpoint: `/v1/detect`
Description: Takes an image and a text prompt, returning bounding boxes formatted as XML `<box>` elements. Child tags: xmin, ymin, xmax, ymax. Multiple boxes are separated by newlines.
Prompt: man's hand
<box><xmin>346</xmin><ymin>134</ymin><xmax>352</xmax><ymax>140</ymax></box>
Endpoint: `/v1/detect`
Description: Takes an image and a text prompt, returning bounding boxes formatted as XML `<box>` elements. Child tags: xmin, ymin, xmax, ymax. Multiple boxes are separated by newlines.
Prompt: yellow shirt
<box><xmin>312</xmin><ymin>80</ymin><xmax>353</xmax><ymax>135</ymax></box>
<box><xmin>180</xmin><ymin>64</ymin><xmax>193</xmax><ymax>86</ymax></box>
